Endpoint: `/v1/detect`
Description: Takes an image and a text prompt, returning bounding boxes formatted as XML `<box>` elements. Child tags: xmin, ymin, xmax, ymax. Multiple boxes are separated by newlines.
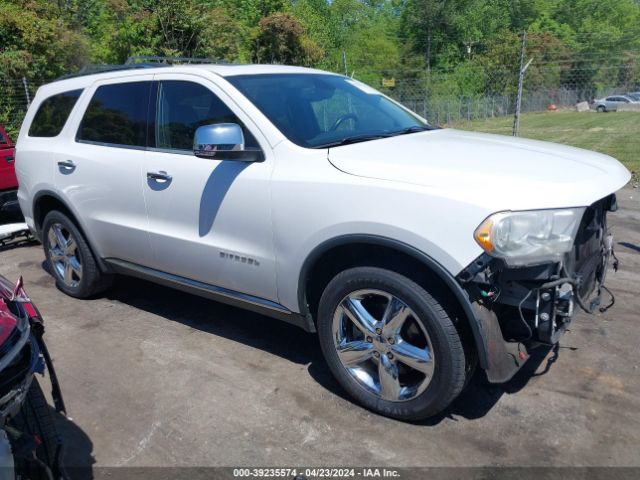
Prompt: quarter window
<box><xmin>77</xmin><ymin>82</ymin><xmax>151</xmax><ymax>147</ymax></box>
<box><xmin>28</xmin><ymin>89</ymin><xmax>83</xmax><ymax>137</ymax></box>
<box><xmin>154</xmin><ymin>81</ymin><xmax>258</xmax><ymax>151</ymax></box>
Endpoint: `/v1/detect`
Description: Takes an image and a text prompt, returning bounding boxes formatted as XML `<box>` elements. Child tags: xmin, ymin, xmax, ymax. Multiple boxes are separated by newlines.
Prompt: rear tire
<box><xmin>317</xmin><ymin>267</ymin><xmax>467</xmax><ymax>421</ymax></box>
<box><xmin>43</xmin><ymin>210</ymin><xmax>112</xmax><ymax>298</ymax></box>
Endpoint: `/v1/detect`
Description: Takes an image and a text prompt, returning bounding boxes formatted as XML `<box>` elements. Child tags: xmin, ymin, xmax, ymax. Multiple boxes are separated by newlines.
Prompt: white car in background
<box><xmin>15</xmin><ymin>64</ymin><xmax>630</xmax><ymax>420</ymax></box>
<box><xmin>593</xmin><ymin>94</ymin><xmax>638</xmax><ymax>112</ymax></box>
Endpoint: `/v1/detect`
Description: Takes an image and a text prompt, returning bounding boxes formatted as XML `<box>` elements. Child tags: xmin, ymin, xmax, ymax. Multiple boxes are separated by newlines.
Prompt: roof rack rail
<box><xmin>55</xmin><ymin>63</ymin><xmax>162</xmax><ymax>81</ymax></box>
<box><xmin>125</xmin><ymin>55</ymin><xmax>229</xmax><ymax>65</ymax></box>
<box><xmin>54</xmin><ymin>56</ymin><xmax>231</xmax><ymax>82</ymax></box>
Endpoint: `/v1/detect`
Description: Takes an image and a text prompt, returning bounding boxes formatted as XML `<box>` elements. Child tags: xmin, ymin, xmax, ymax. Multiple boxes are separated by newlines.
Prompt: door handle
<box><xmin>57</xmin><ymin>160</ymin><xmax>76</xmax><ymax>170</ymax></box>
<box><xmin>147</xmin><ymin>171</ymin><xmax>172</xmax><ymax>182</ymax></box>
<box><xmin>4</xmin><ymin>155</ymin><xmax>14</xmax><ymax>163</ymax></box>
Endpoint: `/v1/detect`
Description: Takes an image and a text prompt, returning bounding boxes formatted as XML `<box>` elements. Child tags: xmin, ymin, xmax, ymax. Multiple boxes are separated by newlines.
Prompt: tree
<box><xmin>0</xmin><ymin>0</ymin><xmax>88</xmax><ymax>79</ymax></box>
<box><xmin>250</xmin><ymin>13</ymin><xmax>322</xmax><ymax>66</ymax></box>
<box><xmin>400</xmin><ymin>0</ymin><xmax>453</xmax><ymax>70</ymax></box>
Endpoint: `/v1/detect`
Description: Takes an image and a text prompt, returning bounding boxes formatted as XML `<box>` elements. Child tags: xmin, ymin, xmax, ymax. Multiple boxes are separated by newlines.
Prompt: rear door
<box><xmin>55</xmin><ymin>76</ymin><xmax>154</xmax><ymax>266</ymax></box>
<box><xmin>142</xmin><ymin>73</ymin><xmax>277</xmax><ymax>301</ymax></box>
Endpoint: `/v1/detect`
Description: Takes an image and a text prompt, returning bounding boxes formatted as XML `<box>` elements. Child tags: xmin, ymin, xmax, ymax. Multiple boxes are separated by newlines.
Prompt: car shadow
<box><xmin>618</xmin><ymin>241</ymin><xmax>640</xmax><ymax>253</ymax></box>
<box><xmin>104</xmin><ymin>275</ymin><xmax>567</xmax><ymax>425</ymax></box>
<box><xmin>105</xmin><ymin>276</ymin><xmax>320</xmax><ymax>366</ymax></box>
<box><xmin>417</xmin><ymin>343</ymin><xmax>562</xmax><ymax>425</ymax></box>
<box><xmin>51</xmin><ymin>405</ymin><xmax>96</xmax><ymax>480</ymax></box>
<box><xmin>198</xmin><ymin>161</ymin><xmax>248</xmax><ymax>237</ymax></box>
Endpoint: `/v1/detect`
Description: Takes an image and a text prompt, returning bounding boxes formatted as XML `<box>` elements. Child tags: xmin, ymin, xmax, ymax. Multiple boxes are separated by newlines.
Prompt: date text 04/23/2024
<box><xmin>232</xmin><ymin>468</ymin><xmax>401</xmax><ymax>478</ymax></box>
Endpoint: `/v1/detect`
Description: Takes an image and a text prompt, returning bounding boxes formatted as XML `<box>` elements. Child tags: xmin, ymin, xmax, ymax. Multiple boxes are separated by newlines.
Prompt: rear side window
<box><xmin>0</xmin><ymin>130</ymin><xmax>5</xmax><ymax>143</ymax></box>
<box><xmin>77</xmin><ymin>82</ymin><xmax>151</xmax><ymax>148</ymax></box>
<box><xmin>28</xmin><ymin>89</ymin><xmax>83</xmax><ymax>137</ymax></box>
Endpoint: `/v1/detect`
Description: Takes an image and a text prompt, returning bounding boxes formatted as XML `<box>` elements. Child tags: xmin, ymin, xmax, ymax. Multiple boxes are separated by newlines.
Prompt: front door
<box><xmin>142</xmin><ymin>75</ymin><xmax>277</xmax><ymax>302</ymax></box>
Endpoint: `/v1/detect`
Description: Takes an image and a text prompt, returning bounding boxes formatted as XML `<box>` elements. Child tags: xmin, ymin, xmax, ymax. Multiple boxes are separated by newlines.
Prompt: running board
<box><xmin>104</xmin><ymin>258</ymin><xmax>315</xmax><ymax>332</ymax></box>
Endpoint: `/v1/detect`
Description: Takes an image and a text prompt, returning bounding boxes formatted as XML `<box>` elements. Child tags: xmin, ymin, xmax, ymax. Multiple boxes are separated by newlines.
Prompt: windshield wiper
<box><xmin>387</xmin><ymin>125</ymin><xmax>437</xmax><ymax>136</ymax></box>
<box><xmin>314</xmin><ymin>134</ymin><xmax>391</xmax><ymax>149</ymax></box>
<box><xmin>314</xmin><ymin>125</ymin><xmax>437</xmax><ymax>149</ymax></box>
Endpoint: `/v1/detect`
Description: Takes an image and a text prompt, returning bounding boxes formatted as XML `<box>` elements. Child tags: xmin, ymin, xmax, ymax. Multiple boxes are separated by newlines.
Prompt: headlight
<box><xmin>474</xmin><ymin>208</ymin><xmax>585</xmax><ymax>266</ymax></box>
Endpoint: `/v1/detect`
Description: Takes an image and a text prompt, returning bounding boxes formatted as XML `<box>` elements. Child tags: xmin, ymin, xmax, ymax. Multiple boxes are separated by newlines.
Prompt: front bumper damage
<box><xmin>457</xmin><ymin>194</ymin><xmax>618</xmax><ymax>383</ymax></box>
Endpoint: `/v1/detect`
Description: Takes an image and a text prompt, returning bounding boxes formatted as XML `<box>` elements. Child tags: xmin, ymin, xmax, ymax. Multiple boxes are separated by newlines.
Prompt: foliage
<box><xmin>0</xmin><ymin>0</ymin><xmax>88</xmax><ymax>80</ymax></box>
<box><xmin>250</xmin><ymin>13</ymin><xmax>322</xmax><ymax>65</ymax></box>
<box><xmin>1</xmin><ymin>0</ymin><xmax>639</xmax><ymax>82</ymax></box>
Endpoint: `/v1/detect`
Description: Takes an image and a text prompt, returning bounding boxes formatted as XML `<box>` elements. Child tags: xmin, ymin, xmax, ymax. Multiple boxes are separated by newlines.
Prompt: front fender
<box><xmin>295</xmin><ymin>234</ymin><xmax>490</xmax><ymax>370</ymax></box>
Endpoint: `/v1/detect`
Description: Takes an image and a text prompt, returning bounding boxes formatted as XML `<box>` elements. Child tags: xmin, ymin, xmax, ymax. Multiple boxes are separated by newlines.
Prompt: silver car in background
<box><xmin>593</xmin><ymin>94</ymin><xmax>638</xmax><ymax>112</ymax></box>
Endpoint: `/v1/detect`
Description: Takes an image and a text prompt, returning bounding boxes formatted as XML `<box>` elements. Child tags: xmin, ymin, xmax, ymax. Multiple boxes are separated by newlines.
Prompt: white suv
<box><xmin>15</xmin><ymin>64</ymin><xmax>630</xmax><ymax>420</ymax></box>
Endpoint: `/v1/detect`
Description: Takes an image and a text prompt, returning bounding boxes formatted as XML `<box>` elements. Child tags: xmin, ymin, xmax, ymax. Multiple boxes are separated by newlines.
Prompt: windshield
<box><xmin>227</xmin><ymin>74</ymin><xmax>429</xmax><ymax>148</ymax></box>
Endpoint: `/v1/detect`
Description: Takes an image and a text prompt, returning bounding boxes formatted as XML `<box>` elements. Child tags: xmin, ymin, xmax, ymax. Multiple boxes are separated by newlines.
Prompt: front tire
<box><xmin>43</xmin><ymin>210</ymin><xmax>112</xmax><ymax>298</ymax></box>
<box><xmin>597</xmin><ymin>105</ymin><xmax>606</xmax><ymax>113</ymax></box>
<box><xmin>317</xmin><ymin>267</ymin><xmax>467</xmax><ymax>421</ymax></box>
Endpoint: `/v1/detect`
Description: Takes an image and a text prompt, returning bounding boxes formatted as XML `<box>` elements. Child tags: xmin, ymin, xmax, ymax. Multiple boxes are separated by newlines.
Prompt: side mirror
<box><xmin>193</xmin><ymin>123</ymin><xmax>263</xmax><ymax>162</ymax></box>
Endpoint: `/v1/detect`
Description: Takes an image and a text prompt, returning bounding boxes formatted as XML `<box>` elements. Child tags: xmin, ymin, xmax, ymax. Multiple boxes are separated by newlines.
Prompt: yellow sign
<box><xmin>381</xmin><ymin>78</ymin><xmax>396</xmax><ymax>88</ymax></box>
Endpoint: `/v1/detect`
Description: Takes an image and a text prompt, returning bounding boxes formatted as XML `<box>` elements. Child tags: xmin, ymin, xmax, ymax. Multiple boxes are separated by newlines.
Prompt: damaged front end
<box><xmin>457</xmin><ymin>195</ymin><xmax>619</xmax><ymax>383</ymax></box>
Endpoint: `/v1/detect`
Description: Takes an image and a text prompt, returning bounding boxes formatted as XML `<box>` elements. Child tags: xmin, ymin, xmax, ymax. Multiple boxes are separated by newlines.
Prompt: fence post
<box><xmin>22</xmin><ymin>77</ymin><xmax>31</xmax><ymax>108</ymax></box>
<box><xmin>512</xmin><ymin>32</ymin><xmax>527</xmax><ymax>136</ymax></box>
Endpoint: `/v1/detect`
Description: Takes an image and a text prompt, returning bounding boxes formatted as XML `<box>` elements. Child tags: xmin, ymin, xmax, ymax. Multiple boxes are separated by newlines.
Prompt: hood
<box><xmin>328</xmin><ymin>129</ymin><xmax>631</xmax><ymax>210</ymax></box>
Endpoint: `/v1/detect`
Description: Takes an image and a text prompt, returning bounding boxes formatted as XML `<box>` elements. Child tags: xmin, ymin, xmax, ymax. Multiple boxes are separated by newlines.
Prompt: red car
<box><xmin>0</xmin><ymin>275</ymin><xmax>68</xmax><ymax>478</ymax></box>
<box><xmin>0</xmin><ymin>124</ymin><xmax>20</xmax><ymax>221</ymax></box>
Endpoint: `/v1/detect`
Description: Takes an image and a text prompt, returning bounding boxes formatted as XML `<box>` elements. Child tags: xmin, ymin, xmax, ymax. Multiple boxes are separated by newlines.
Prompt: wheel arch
<box><xmin>298</xmin><ymin>235</ymin><xmax>488</xmax><ymax>369</ymax></box>
<box><xmin>32</xmin><ymin>190</ymin><xmax>111</xmax><ymax>273</ymax></box>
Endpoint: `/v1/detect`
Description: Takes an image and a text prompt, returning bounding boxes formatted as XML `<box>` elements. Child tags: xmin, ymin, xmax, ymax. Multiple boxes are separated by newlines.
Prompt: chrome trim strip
<box><xmin>105</xmin><ymin>258</ymin><xmax>291</xmax><ymax>314</ymax></box>
<box><xmin>75</xmin><ymin>139</ymin><xmax>148</xmax><ymax>151</ymax></box>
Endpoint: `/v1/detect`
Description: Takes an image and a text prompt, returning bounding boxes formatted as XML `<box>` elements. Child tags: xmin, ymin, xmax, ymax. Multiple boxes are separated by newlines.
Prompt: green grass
<box><xmin>449</xmin><ymin>111</ymin><xmax>639</xmax><ymax>174</ymax></box>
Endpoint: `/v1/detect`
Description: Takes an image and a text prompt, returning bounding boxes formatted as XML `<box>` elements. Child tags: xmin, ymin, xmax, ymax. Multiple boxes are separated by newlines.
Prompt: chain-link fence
<box><xmin>1</xmin><ymin>57</ymin><xmax>639</xmax><ymax>138</ymax></box>
<box><xmin>0</xmin><ymin>77</ymin><xmax>44</xmax><ymax>139</ymax></box>
<box><xmin>374</xmin><ymin>62</ymin><xmax>640</xmax><ymax>126</ymax></box>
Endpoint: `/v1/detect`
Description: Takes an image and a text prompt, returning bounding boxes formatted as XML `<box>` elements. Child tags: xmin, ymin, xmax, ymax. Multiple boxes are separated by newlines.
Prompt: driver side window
<box><xmin>154</xmin><ymin>80</ymin><xmax>258</xmax><ymax>152</ymax></box>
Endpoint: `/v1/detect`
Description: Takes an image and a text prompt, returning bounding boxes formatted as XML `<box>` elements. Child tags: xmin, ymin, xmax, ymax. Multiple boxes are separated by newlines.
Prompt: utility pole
<box><xmin>342</xmin><ymin>51</ymin><xmax>348</xmax><ymax>76</ymax></box>
<box><xmin>512</xmin><ymin>31</ymin><xmax>528</xmax><ymax>137</ymax></box>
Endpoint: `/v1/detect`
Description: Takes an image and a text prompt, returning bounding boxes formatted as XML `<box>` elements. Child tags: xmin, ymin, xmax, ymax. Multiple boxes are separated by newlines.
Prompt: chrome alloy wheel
<box><xmin>332</xmin><ymin>289</ymin><xmax>435</xmax><ymax>402</ymax></box>
<box><xmin>47</xmin><ymin>223</ymin><xmax>82</xmax><ymax>288</ymax></box>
